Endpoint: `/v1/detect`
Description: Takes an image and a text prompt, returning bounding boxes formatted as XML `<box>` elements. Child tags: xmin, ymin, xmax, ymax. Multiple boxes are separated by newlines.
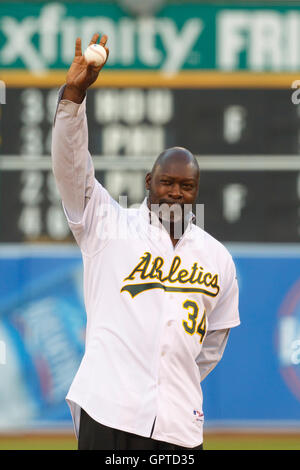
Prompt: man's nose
<box><xmin>168</xmin><ymin>183</ymin><xmax>182</xmax><ymax>199</ymax></box>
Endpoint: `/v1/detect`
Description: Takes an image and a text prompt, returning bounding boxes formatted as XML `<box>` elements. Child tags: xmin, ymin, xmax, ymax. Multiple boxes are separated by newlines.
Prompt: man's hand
<box><xmin>62</xmin><ymin>33</ymin><xmax>109</xmax><ymax>103</ymax></box>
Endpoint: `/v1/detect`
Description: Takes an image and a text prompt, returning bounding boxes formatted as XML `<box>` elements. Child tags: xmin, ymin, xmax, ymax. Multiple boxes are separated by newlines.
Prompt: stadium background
<box><xmin>0</xmin><ymin>0</ymin><xmax>300</xmax><ymax>450</ymax></box>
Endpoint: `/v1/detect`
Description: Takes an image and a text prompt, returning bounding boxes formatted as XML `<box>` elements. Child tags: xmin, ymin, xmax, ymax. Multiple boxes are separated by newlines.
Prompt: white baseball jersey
<box><xmin>52</xmin><ymin>91</ymin><xmax>240</xmax><ymax>448</ymax></box>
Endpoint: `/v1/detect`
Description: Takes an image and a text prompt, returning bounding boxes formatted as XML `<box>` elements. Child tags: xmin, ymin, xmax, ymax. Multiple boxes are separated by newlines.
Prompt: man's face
<box><xmin>145</xmin><ymin>156</ymin><xmax>199</xmax><ymax>223</ymax></box>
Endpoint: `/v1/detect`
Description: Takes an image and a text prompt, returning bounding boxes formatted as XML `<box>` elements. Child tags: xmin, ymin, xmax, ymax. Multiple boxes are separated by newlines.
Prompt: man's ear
<box><xmin>145</xmin><ymin>172</ymin><xmax>151</xmax><ymax>190</ymax></box>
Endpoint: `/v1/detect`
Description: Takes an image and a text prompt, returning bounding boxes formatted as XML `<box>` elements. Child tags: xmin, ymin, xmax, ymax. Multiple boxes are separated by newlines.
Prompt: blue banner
<box><xmin>202</xmin><ymin>244</ymin><xmax>300</xmax><ymax>427</ymax></box>
<box><xmin>0</xmin><ymin>246</ymin><xmax>84</xmax><ymax>429</ymax></box>
<box><xmin>0</xmin><ymin>244</ymin><xmax>299</xmax><ymax>430</ymax></box>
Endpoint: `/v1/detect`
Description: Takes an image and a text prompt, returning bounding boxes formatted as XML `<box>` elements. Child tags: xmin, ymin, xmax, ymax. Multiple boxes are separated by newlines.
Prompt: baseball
<box><xmin>84</xmin><ymin>44</ymin><xmax>107</xmax><ymax>66</ymax></box>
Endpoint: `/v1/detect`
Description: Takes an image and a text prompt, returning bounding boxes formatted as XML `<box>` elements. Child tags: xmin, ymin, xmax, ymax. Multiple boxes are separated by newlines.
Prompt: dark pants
<box><xmin>78</xmin><ymin>408</ymin><xmax>203</xmax><ymax>451</ymax></box>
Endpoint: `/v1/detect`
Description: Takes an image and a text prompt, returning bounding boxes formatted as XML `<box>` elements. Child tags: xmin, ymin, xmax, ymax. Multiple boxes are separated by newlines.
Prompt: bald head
<box><xmin>145</xmin><ymin>146</ymin><xmax>200</xmax><ymax>210</ymax></box>
<box><xmin>152</xmin><ymin>147</ymin><xmax>200</xmax><ymax>180</ymax></box>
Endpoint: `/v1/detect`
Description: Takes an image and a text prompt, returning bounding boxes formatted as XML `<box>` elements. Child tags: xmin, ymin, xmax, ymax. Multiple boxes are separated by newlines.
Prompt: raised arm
<box><xmin>51</xmin><ymin>34</ymin><xmax>109</xmax><ymax>222</ymax></box>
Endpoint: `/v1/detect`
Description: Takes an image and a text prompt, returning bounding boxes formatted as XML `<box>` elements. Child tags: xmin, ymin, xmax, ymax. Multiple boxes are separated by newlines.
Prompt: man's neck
<box><xmin>162</xmin><ymin>219</ymin><xmax>187</xmax><ymax>248</ymax></box>
<box><xmin>146</xmin><ymin>197</ymin><xmax>190</xmax><ymax>247</ymax></box>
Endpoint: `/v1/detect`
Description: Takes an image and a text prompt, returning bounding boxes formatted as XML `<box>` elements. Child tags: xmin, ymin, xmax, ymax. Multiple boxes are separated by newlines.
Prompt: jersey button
<box><xmin>167</xmin><ymin>320</ymin><xmax>172</xmax><ymax>327</ymax></box>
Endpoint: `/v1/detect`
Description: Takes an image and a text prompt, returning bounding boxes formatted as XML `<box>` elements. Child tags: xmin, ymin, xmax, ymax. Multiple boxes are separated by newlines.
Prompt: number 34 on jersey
<box><xmin>182</xmin><ymin>300</ymin><xmax>207</xmax><ymax>344</ymax></box>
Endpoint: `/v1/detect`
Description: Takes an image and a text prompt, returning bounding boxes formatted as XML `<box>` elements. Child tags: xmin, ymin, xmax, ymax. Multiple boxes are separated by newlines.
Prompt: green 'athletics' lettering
<box><xmin>123</xmin><ymin>252</ymin><xmax>220</xmax><ymax>294</ymax></box>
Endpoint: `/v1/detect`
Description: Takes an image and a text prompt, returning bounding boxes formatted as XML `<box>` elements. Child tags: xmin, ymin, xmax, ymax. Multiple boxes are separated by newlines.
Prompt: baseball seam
<box><xmin>87</xmin><ymin>46</ymin><xmax>106</xmax><ymax>61</ymax></box>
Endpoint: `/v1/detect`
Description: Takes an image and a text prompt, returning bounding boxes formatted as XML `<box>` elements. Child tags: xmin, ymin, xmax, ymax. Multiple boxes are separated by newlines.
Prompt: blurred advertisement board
<box><xmin>0</xmin><ymin>244</ymin><xmax>300</xmax><ymax>430</ymax></box>
<box><xmin>0</xmin><ymin>247</ymin><xmax>84</xmax><ymax>429</ymax></box>
<box><xmin>0</xmin><ymin>2</ymin><xmax>300</xmax><ymax>73</ymax></box>
<box><xmin>202</xmin><ymin>245</ymin><xmax>300</xmax><ymax>427</ymax></box>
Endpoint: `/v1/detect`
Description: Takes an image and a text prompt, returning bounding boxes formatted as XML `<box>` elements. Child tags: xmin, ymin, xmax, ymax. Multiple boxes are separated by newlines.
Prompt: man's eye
<box><xmin>161</xmin><ymin>180</ymin><xmax>171</xmax><ymax>185</ymax></box>
<box><xmin>182</xmin><ymin>184</ymin><xmax>193</xmax><ymax>190</ymax></box>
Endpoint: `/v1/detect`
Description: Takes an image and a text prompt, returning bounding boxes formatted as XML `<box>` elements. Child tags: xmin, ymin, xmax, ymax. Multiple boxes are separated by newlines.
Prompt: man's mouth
<box><xmin>158</xmin><ymin>200</ymin><xmax>184</xmax><ymax>208</ymax></box>
<box><xmin>152</xmin><ymin>201</ymin><xmax>184</xmax><ymax>223</ymax></box>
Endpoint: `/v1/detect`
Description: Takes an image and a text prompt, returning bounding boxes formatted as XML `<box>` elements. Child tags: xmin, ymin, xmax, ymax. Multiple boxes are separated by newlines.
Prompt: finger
<box><xmin>75</xmin><ymin>37</ymin><xmax>82</xmax><ymax>57</ymax></box>
<box><xmin>89</xmin><ymin>33</ymin><xmax>100</xmax><ymax>46</ymax></box>
<box><xmin>99</xmin><ymin>35</ymin><xmax>108</xmax><ymax>46</ymax></box>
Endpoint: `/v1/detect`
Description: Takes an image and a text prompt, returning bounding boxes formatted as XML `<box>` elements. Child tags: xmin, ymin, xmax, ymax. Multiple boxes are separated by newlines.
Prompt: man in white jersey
<box><xmin>52</xmin><ymin>34</ymin><xmax>240</xmax><ymax>451</ymax></box>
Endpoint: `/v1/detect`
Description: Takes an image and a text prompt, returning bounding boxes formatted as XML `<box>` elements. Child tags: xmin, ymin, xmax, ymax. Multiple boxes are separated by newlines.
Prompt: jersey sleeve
<box><xmin>62</xmin><ymin>179</ymin><xmax>121</xmax><ymax>256</ymax></box>
<box><xmin>52</xmin><ymin>87</ymin><xmax>95</xmax><ymax>223</ymax></box>
<box><xmin>196</xmin><ymin>328</ymin><xmax>230</xmax><ymax>382</ymax></box>
<box><xmin>207</xmin><ymin>255</ymin><xmax>240</xmax><ymax>331</ymax></box>
<box><xmin>52</xmin><ymin>87</ymin><xmax>121</xmax><ymax>256</ymax></box>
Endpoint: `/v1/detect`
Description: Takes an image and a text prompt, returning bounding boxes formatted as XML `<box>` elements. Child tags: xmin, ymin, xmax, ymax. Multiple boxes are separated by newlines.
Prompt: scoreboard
<box><xmin>0</xmin><ymin>86</ymin><xmax>300</xmax><ymax>243</ymax></box>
